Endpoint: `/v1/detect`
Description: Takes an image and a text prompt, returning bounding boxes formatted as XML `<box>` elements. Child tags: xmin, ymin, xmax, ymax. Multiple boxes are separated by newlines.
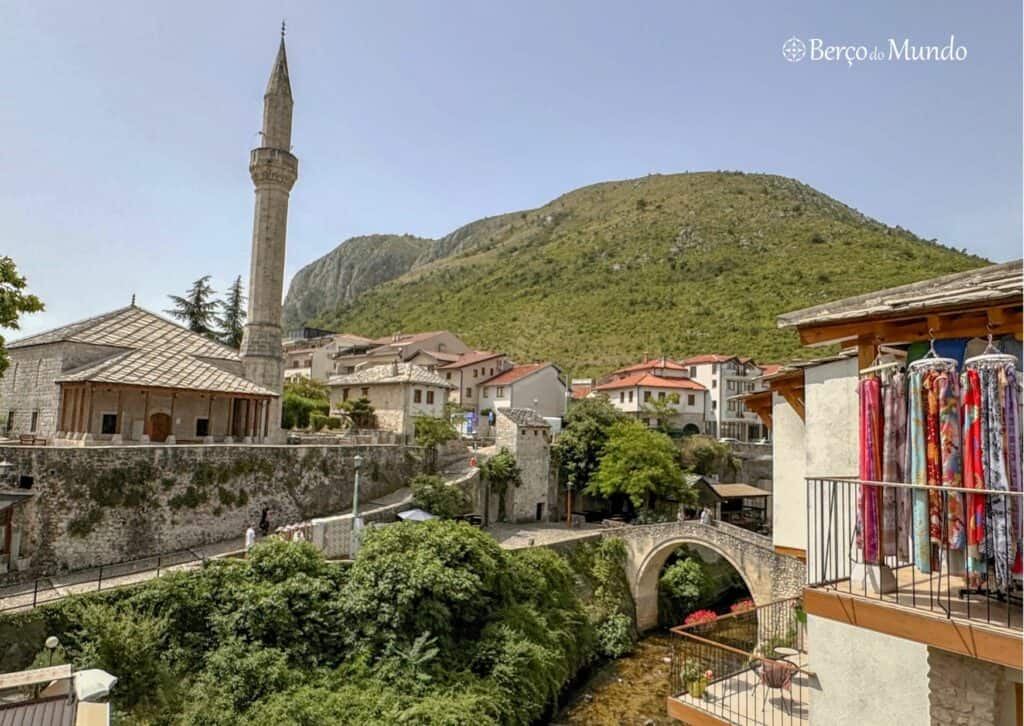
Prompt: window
<box><xmin>687</xmin><ymin>394</ymin><xmax>696</xmax><ymax>406</ymax></box>
<box><xmin>727</xmin><ymin>401</ymin><xmax>735</xmax><ymax>412</ymax></box>
<box><xmin>446</xmin><ymin>372</ymin><xmax>452</xmax><ymax>380</ymax></box>
<box><xmin>658</xmin><ymin>391</ymin><xmax>666</xmax><ymax>400</ymax></box>
<box><xmin>414</xmin><ymin>389</ymin><xmax>423</xmax><ymax>403</ymax></box>
<box><xmin>426</xmin><ymin>390</ymin><xmax>435</xmax><ymax>404</ymax></box>
<box><xmin>628</xmin><ymin>391</ymin><xmax>634</xmax><ymax>403</ymax></box>
<box><xmin>5</xmin><ymin>411</ymin><xmax>13</xmax><ymax>431</ymax></box>
<box><xmin>473</xmin><ymin>369</ymin><xmax>478</xmax><ymax>378</ymax></box>
<box><xmin>360</xmin><ymin>387</ymin><xmax>369</xmax><ymax>398</ymax></box>
<box><xmin>483</xmin><ymin>388</ymin><xmax>489</xmax><ymax>398</ymax></box>
<box><xmin>489</xmin><ymin>367</ymin><xmax>494</xmax><ymax>376</ymax></box>
<box><xmin>689</xmin><ymin>366</ymin><xmax>697</xmax><ymax>377</ymax></box>
<box><xmin>712</xmin><ymin>400</ymin><xmax>717</xmax><ymax>410</ymax></box>
<box><xmin>727</xmin><ymin>381</ymin><xmax>735</xmax><ymax>392</ymax></box>
<box><xmin>466</xmin><ymin>387</ymin><xmax>473</xmax><ymax>398</ymax></box>
<box><xmin>712</xmin><ymin>380</ymin><xmax>717</xmax><ymax>388</ymax></box>
<box><xmin>643</xmin><ymin>391</ymin><xmax>651</xmax><ymax>402</ymax></box>
<box><xmin>30</xmin><ymin>412</ymin><xmax>38</xmax><ymax>432</ymax></box>
<box><xmin>342</xmin><ymin>388</ymin><xmax>350</xmax><ymax>402</ymax></box>
<box><xmin>619</xmin><ymin>391</ymin><xmax>624</xmax><ymax>402</ymax></box>
<box><xmin>195</xmin><ymin>418</ymin><xmax>210</xmax><ymax>437</ymax></box>
<box><xmin>101</xmin><ymin>413</ymin><xmax>117</xmax><ymax>435</ymax></box>
<box><xmin>497</xmin><ymin>386</ymin><xmax>505</xmax><ymax>397</ymax></box>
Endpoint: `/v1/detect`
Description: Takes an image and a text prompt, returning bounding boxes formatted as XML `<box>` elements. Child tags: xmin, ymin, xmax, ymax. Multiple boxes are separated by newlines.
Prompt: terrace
<box><xmin>805</xmin><ymin>477</ymin><xmax>1022</xmax><ymax>670</ymax></box>
<box><xmin>667</xmin><ymin>598</ymin><xmax>811</xmax><ymax>725</ymax></box>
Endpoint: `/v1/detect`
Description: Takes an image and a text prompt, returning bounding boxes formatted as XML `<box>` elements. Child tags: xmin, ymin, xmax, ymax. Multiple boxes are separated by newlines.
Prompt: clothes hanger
<box><xmin>908</xmin><ymin>329</ymin><xmax>958</xmax><ymax>372</ymax></box>
<box><xmin>964</xmin><ymin>327</ymin><xmax>1018</xmax><ymax>368</ymax></box>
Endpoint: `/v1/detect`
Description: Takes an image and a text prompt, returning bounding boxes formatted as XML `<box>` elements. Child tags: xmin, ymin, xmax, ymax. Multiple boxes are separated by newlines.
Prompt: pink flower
<box><xmin>704</xmin><ymin>670</ymin><xmax>714</xmax><ymax>680</ymax></box>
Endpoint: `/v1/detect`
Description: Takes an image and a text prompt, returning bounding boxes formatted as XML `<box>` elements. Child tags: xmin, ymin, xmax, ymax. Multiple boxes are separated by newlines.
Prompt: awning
<box><xmin>0</xmin><ymin>491</ymin><xmax>33</xmax><ymax>513</ymax></box>
<box><xmin>710</xmin><ymin>483</ymin><xmax>769</xmax><ymax>499</ymax></box>
<box><xmin>397</xmin><ymin>508</ymin><xmax>438</xmax><ymax>522</ymax></box>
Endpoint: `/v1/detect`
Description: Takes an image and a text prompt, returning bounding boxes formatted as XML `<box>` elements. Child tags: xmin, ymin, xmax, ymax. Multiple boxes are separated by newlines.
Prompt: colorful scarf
<box><xmin>858</xmin><ymin>377</ymin><xmax>883</xmax><ymax>563</ymax></box>
<box><xmin>962</xmin><ymin>368</ymin><xmax>985</xmax><ymax>586</ymax></box>
<box><xmin>936</xmin><ymin>371</ymin><xmax>964</xmax><ymax>551</ymax></box>
<box><xmin>909</xmin><ymin>370</ymin><xmax>932</xmax><ymax>572</ymax></box>
<box><xmin>983</xmin><ymin>366</ymin><xmax>1011</xmax><ymax>589</ymax></box>
<box><xmin>881</xmin><ymin>369</ymin><xmax>906</xmax><ymax>558</ymax></box>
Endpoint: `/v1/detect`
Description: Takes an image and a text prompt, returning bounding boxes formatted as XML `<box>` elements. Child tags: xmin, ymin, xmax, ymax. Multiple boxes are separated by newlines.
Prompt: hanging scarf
<box><xmin>1002</xmin><ymin>365</ymin><xmax>1022</xmax><ymax>575</ymax></box>
<box><xmin>983</xmin><ymin>366</ymin><xmax>1011</xmax><ymax>589</ymax></box>
<box><xmin>909</xmin><ymin>369</ymin><xmax>932</xmax><ymax>572</ymax></box>
<box><xmin>881</xmin><ymin>369</ymin><xmax>905</xmax><ymax>558</ymax></box>
<box><xmin>962</xmin><ymin>368</ymin><xmax>985</xmax><ymax>586</ymax></box>
<box><xmin>858</xmin><ymin>377</ymin><xmax>883</xmax><ymax>563</ymax></box>
<box><xmin>936</xmin><ymin>371</ymin><xmax>964</xmax><ymax>551</ymax></box>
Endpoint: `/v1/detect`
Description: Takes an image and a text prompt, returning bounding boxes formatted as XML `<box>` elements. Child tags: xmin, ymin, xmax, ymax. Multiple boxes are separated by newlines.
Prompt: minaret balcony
<box><xmin>249</xmin><ymin>147</ymin><xmax>298</xmax><ymax>188</ymax></box>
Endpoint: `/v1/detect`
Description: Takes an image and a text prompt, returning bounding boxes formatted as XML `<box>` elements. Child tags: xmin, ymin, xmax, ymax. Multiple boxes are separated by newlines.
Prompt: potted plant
<box><xmin>683</xmin><ymin>608</ymin><xmax>718</xmax><ymax>635</ymax></box>
<box><xmin>681</xmin><ymin>661</ymin><xmax>713</xmax><ymax>698</ymax></box>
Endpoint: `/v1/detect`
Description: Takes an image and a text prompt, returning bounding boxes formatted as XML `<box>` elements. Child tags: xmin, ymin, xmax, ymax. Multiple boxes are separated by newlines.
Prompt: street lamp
<box><xmin>45</xmin><ymin>636</ymin><xmax>60</xmax><ymax>665</ymax></box>
<box><xmin>350</xmin><ymin>455</ymin><xmax>364</xmax><ymax>557</ymax></box>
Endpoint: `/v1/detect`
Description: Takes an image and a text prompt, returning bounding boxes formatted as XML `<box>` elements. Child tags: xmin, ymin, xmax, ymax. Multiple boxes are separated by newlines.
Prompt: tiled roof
<box><xmin>369</xmin><ymin>330</ymin><xmax>450</xmax><ymax>346</ymax></box>
<box><xmin>16</xmin><ymin>307</ymin><xmax>276</xmax><ymax>396</ymax></box>
<box><xmin>612</xmin><ymin>358</ymin><xmax>688</xmax><ymax>375</ymax></box>
<box><xmin>481</xmin><ymin>363</ymin><xmax>549</xmax><ymax>387</ymax></box>
<box><xmin>418</xmin><ymin>350</ymin><xmax>462</xmax><ymax>363</ymax></box>
<box><xmin>777</xmin><ymin>260</ymin><xmax>1022</xmax><ymax>329</ymax></box>
<box><xmin>679</xmin><ymin>354</ymin><xmax>737</xmax><ymax>366</ymax></box>
<box><xmin>571</xmin><ymin>384</ymin><xmax>593</xmax><ymax>399</ymax></box>
<box><xmin>759</xmin><ymin>363</ymin><xmax>784</xmax><ymax>377</ymax></box>
<box><xmin>327</xmin><ymin>363</ymin><xmax>454</xmax><ymax>388</ymax></box>
<box><xmin>595</xmin><ymin>372</ymin><xmax>706</xmax><ymax>391</ymax></box>
<box><xmin>0</xmin><ymin>696</ymin><xmax>75</xmax><ymax>726</ymax></box>
<box><xmin>497</xmin><ymin>408</ymin><xmax>549</xmax><ymax>427</ymax></box>
<box><xmin>439</xmin><ymin>350</ymin><xmax>503</xmax><ymax>369</ymax></box>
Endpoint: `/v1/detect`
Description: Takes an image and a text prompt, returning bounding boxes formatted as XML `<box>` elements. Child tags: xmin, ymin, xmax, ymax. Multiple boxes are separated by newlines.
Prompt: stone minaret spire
<box><xmin>239</xmin><ymin>32</ymin><xmax>298</xmax><ymax>441</ymax></box>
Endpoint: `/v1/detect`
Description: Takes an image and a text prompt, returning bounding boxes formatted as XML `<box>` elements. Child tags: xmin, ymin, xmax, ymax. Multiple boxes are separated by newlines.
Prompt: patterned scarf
<box><xmin>882</xmin><ymin>369</ymin><xmax>906</xmax><ymax>558</ymax></box>
<box><xmin>909</xmin><ymin>369</ymin><xmax>932</xmax><ymax>572</ymax></box>
<box><xmin>962</xmin><ymin>368</ymin><xmax>985</xmax><ymax>586</ymax></box>
<box><xmin>858</xmin><ymin>377</ymin><xmax>882</xmax><ymax>563</ymax></box>
<box><xmin>983</xmin><ymin>366</ymin><xmax>1011</xmax><ymax>588</ymax></box>
<box><xmin>936</xmin><ymin>371</ymin><xmax>964</xmax><ymax>550</ymax></box>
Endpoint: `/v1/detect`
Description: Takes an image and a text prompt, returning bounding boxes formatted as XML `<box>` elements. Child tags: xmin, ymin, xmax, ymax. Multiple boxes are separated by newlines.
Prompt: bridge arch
<box><xmin>611</xmin><ymin>521</ymin><xmax>804</xmax><ymax>631</ymax></box>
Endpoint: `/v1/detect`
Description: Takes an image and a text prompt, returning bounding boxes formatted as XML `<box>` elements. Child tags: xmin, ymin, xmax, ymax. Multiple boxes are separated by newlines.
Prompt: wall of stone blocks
<box><xmin>0</xmin><ymin>443</ymin><xmax>426</xmax><ymax>580</ymax></box>
<box><xmin>927</xmin><ymin>647</ymin><xmax>1022</xmax><ymax>726</ymax></box>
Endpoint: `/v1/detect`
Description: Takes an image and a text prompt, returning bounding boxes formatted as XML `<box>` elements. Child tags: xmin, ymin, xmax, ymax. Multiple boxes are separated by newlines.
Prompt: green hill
<box><xmin>288</xmin><ymin>172</ymin><xmax>987</xmax><ymax>375</ymax></box>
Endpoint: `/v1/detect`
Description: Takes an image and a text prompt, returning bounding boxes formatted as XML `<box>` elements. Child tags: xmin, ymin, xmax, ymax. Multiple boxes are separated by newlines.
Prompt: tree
<box><xmin>341</xmin><ymin>397</ymin><xmax>375</xmax><ymax>428</ymax></box>
<box><xmin>554</xmin><ymin>396</ymin><xmax>626</xmax><ymax>493</ymax></box>
<box><xmin>659</xmin><ymin>558</ymin><xmax>712</xmax><ymax>615</ymax></box>
<box><xmin>282</xmin><ymin>380</ymin><xmax>330</xmax><ymax>429</ymax></box>
<box><xmin>678</xmin><ymin>435</ymin><xmax>741</xmax><ymax>478</ymax></box>
<box><xmin>413</xmin><ymin>415</ymin><xmax>457</xmax><ymax>471</ymax></box>
<box><xmin>166</xmin><ymin>275</ymin><xmax>219</xmax><ymax>337</ymax></box>
<box><xmin>643</xmin><ymin>392</ymin><xmax>680</xmax><ymax>433</ymax></box>
<box><xmin>410</xmin><ymin>473</ymin><xmax>470</xmax><ymax>519</ymax></box>
<box><xmin>0</xmin><ymin>256</ymin><xmax>44</xmax><ymax>377</ymax></box>
<box><xmin>479</xmin><ymin>448</ymin><xmax>521</xmax><ymax>521</ymax></box>
<box><xmin>586</xmin><ymin>420</ymin><xmax>692</xmax><ymax>509</ymax></box>
<box><xmin>217</xmin><ymin>275</ymin><xmax>247</xmax><ymax>348</ymax></box>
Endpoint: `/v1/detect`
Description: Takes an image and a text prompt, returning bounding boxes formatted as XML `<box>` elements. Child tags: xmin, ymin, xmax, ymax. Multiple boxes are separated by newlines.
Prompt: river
<box><xmin>552</xmin><ymin>632</ymin><xmax>676</xmax><ymax>726</ymax></box>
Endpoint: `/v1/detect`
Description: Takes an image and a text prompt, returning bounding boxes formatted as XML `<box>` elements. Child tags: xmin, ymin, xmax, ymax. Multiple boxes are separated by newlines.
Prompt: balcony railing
<box><xmin>807</xmin><ymin>477</ymin><xmax>1023</xmax><ymax>631</ymax></box>
<box><xmin>668</xmin><ymin>598</ymin><xmax>809</xmax><ymax>725</ymax></box>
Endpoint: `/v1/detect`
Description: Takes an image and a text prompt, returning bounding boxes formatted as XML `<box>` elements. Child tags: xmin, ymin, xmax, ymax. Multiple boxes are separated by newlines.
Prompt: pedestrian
<box><xmin>245</xmin><ymin>523</ymin><xmax>256</xmax><ymax>552</ymax></box>
<box><xmin>259</xmin><ymin>507</ymin><xmax>270</xmax><ymax>537</ymax></box>
<box><xmin>700</xmin><ymin>507</ymin><xmax>711</xmax><ymax>526</ymax></box>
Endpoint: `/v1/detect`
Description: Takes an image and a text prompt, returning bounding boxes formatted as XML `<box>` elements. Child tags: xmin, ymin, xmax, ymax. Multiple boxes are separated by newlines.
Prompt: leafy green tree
<box><xmin>410</xmin><ymin>473</ymin><xmax>470</xmax><ymax>518</ymax></box>
<box><xmin>643</xmin><ymin>392</ymin><xmax>680</xmax><ymax>433</ymax></box>
<box><xmin>479</xmin><ymin>448</ymin><xmax>521</xmax><ymax>521</ymax></box>
<box><xmin>554</xmin><ymin>396</ymin><xmax>626</xmax><ymax>493</ymax></box>
<box><xmin>413</xmin><ymin>415</ymin><xmax>458</xmax><ymax>471</ymax></box>
<box><xmin>659</xmin><ymin>557</ymin><xmax>711</xmax><ymax>614</ymax></box>
<box><xmin>341</xmin><ymin>397</ymin><xmax>375</xmax><ymax>428</ymax></box>
<box><xmin>586</xmin><ymin>420</ymin><xmax>692</xmax><ymax>509</ymax></box>
<box><xmin>0</xmin><ymin>256</ymin><xmax>44</xmax><ymax>377</ymax></box>
<box><xmin>678</xmin><ymin>435</ymin><xmax>741</xmax><ymax>478</ymax></box>
<box><xmin>166</xmin><ymin>275</ymin><xmax>219</xmax><ymax>337</ymax></box>
<box><xmin>217</xmin><ymin>275</ymin><xmax>247</xmax><ymax>348</ymax></box>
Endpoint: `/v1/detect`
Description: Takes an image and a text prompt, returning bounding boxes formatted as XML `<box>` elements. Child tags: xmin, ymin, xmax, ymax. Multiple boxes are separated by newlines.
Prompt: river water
<box><xmin>552</xmin><ymin>632</ymin><xmax>675</xmax><ymax>726</ymax></box>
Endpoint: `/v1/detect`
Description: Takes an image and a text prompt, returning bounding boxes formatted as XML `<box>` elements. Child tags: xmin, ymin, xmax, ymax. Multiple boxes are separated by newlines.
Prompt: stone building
<box><xmin>330</xmin><ymin>330</ymin><xmax>472</xmax><ymax>375</ymax></box>
<box><xmin>1</xmin><ymin>306</ymin><xmax>276</xmax><ymax>443</ymax></box>
<box><xmin>492</xmin><ymin>408</ymin><xmax>555</xmax><ymax>523</ymax></box>
<box><xmin>326</xmin><ymin>363</ymin><xmax>453</xmax><ymax>436</ymax></box>
<box><xmin>0</xmin><ymin>35</ymin><xmax>296</xmax><ymax>444</ymax></box>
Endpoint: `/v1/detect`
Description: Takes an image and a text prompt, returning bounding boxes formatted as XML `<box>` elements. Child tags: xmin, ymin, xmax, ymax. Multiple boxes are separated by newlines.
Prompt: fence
<box><xmin>806</xmin><ymin>477</ymin><xmax>1023</xmax><ymax>631</ymax></box>
<box><xmin>0</xmin><ymin>548</ymin><xmax>216</xmax><ymax>614</ymax></box>
<box><xmin>668</xmin><ymin>597</ymin><xmax>809</xmax><ymax>725</ymax></box>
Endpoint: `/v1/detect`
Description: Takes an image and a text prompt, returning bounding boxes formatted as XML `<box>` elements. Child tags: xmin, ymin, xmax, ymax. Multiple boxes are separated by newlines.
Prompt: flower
<box><xmin>704</xmin><ymin>670</ymin><xmax>714</xmax><ymax>679</ymax></box>
<box><xmin>729</xmin><ymin>598</ymin><xmax>755</xmax><ymax>613</ymax></box>
<box><xmin>683</xmin><ymin>609</ymin><xmax>718</xmax><ymax>627</ymax></box>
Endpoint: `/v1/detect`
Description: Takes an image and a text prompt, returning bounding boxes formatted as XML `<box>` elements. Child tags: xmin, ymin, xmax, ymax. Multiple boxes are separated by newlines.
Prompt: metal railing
<box><xmin>668</xmin><ymin>598</ymin><xmax>809</xmax><ymax>725</ymax></box>
<box><xmin>806</xmin><ymin>477</ymin><xmax>1023</xmax><ymax>630</ymax></box>
<box><xmin>0</xmin><ymin>548</ymin><xmax>216</xmax><ymax>614</ymax></box>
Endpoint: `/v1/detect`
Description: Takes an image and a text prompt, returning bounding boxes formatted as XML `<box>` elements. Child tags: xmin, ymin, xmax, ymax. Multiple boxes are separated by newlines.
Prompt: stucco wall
<box><xmin>807</xmin><ymin>614</ymin><xmax>930</xmax><ymax>726</ymax></box>
<box><xmin>803</xmin><ymin>358</ymin><xmax>858</xmax><ymax>478</ymax></box>
<box><xmin>0</xmin><ymin>443</ymin><xmax>423</xmax><ymax>578</ymax></box>
<box><xmin>772</xmin><ymin>390</ymin><xmax>807</xmax><ymax>552</ymax></box>
<box><xmin>328</xmin><ymin>381</ymin><xmax>448</xmax><ymax>436</ymax></box>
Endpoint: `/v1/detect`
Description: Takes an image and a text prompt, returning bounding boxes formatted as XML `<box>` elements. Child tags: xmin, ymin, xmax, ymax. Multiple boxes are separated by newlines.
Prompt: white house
<box><xmin>679</xmin><ymin>354</ymin><xmax>766</xmax><ymax>441</ymax></box>
<box><xmin>438</xmin><ymin>351</ymin><xmax>513</xmax><ymax>410</ymax></box>
<box><xmin>593</xmin><ymin>360</ymin><xmax>707</xmax><ymax>433</ymax></box>
<box><xmin>478</xmin><ymin>363</ymin><xmax>567</xmax><ymax>420</ymax></box>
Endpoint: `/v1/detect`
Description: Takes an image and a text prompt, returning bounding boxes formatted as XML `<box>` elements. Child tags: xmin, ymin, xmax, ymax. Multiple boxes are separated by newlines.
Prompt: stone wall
<box><xmin>0</xmin><ymin>443</ymin><xmax>425</xmax><ymax>579</ymax></box>
<box><xmin>494</xmin><ymin>414</ymin><xmax>554</xmax><ymax>523</ymax></box>
<box><xmin>927</xmin><ymin>647</ymin><xmax>1022</xmax><ymax>726</ymax></box>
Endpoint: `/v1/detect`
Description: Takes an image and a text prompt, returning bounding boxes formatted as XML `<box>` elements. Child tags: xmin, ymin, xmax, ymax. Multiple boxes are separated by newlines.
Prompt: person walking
<box><xmin>258</xmin><ymin>507</ymin><xmax>270</xmax><ymax>537</ymax></box>
<box><xmin>245</xmin><ymin>523</ymin><xmax>256</xmax><ymax>553</ymax></box>
<box><xmin>700</xmin><ymin>507</ymin><xmax>711</xmax><ymax>526</ymax></box>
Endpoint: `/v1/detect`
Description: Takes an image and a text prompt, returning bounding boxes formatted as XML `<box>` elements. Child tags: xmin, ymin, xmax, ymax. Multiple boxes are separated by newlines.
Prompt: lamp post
<box><xmin>45</xmin><ymin>636</ymin><xmax>60</xmax><ymax>666</ymax></box>
<box><xmin>350</xmin><ymin>455</ymin><xmax>363</xmax><ymax>557</ymax></box>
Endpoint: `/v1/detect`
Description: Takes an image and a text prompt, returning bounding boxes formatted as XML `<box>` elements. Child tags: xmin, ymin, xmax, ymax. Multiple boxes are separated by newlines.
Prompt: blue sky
<box><xmin>3</xmin><ymin>1</ymin><xmax>1021</xmax><ymax>338</ymax></box>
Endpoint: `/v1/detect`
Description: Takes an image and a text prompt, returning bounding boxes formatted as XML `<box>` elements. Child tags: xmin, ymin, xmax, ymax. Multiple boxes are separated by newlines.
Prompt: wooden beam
<box><xmin>666</xmin><ymin>696</ymin><xmax>733</xmax><ymax>725</ymax></box>
<box><xmin>799</xmin><ymin>305</ymin><xmax>1023</xmax><ymax>347</ymax></box>
<box><xmin>143</xmin><ymin>390</ymin><xmax>150</xmax><ymax>437</ymax></box>
<box><xmin>857</xmin><ymin>335</ymin><xmax>876</xmax><ymax>371</ymax></box>
<box><xmin>0</xmin><ymin>664</ymin><xmax>72</xmax><ymax>690</ymax></box>
<box><xmin>774</xmin><ymin>545</ymin><xmax>807</xmax><ymax>561</ymax></box>
<box><xmin>777</xmin><ymin>384</ymin><xmax>805</xmax><ymax>421</ymax></box>
<box><xmin>84</xmin><ymin>384</ymin><xmax>94</xmax><ymax>434</ymax></box>
<box><xmin>169</xmin><ymin>393</ymin><xmax>177</xmax><ymax>439</ymax></box>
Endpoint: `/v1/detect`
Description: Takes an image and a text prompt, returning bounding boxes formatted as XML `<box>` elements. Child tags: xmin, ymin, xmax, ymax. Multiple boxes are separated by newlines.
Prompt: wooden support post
<box><xmin>84</xmin><ymin>384</ymin><xmax>94</xmax><ymax>434</ymax></box>
<box><xmin>143</xmin><ymin>390</ymin><xmax>151</xmax><ymax>437</ymax></box>
<box><xmin>264</xmin><ymin>400</ymin><xmax>270</xmax><ymax>438</ymax></box>
<box><xmin>115</xmin><ymin>389</ymin><xmax>123</xmax><ymax>434</ymax></box>
<box><xmin>169</xmin><ymin>393</ymin><xmax>177</xmax><ymax>439</ymax></box>
<box><xmin>58</xmin><ymin>387</ymin><xmax>68</xmax><ymax>432</ymax></box>
<box><xmin>70</xmin><ymin>387</ymin><xmax>79</xmax><ymax>432</ymax></box>
<box><xmin>857</xmin><ymin>335</ymin><xmax>876</xmax><ymax>372</ymax></box>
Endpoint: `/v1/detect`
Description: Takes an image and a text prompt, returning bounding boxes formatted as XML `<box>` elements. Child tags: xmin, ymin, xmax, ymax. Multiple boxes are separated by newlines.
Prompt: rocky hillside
<box><xmin>286</xmin><ymin>172</ymin><xmax>987</xmax><ymax>375</ymax></box>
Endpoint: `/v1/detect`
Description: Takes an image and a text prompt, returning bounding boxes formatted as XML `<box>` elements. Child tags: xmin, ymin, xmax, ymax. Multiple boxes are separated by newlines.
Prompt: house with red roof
<box><xmin>593</xmin><ymin>368</ymin><xmax>708</xmax><ymax>433</ymax></box>
<box><xmin>438</xmin><ymin>350</ymin><xmax>513</xmax><ymax>410</ymax></box>
<box><xmin>679</xmin><ymin>353</ymin><xmax>767</xmax><ymax>441</ymax></box>
<box><xmin>478</xmin><ymin>362</ymin><xmax>567</xmax><ymax>420</ymax></box>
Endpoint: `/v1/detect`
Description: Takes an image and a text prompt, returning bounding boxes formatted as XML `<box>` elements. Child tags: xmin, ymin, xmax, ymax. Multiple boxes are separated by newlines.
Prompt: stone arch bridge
<box><xmin>609</xmin><ymin>520</ymin><xmax>805</xmax><ymax>630</ymax></box>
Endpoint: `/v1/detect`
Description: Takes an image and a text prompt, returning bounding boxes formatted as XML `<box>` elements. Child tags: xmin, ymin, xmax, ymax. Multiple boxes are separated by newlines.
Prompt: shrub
<box><xmin>594</xmin><ymin>612</ymin><xmax>633</xmax><ymax>658</ymax></box>
<box><xmin>410</xmin><ymin>474</ymin><xmax>470</xmax><ymax>519</ymax></box>
<box><xmin>341</xmin><ymin>398</ymin><xmax>375</xmax><ymax>428</ymax></box>
<box><xmin>309</xmin><ymin>412</ymin><xmax>328</xmax><ymax>431</ymax></box>
<box><xmin>282</xmin><ymin>392</ymin><xmax>329</xmax><ymax>429</ymax></box>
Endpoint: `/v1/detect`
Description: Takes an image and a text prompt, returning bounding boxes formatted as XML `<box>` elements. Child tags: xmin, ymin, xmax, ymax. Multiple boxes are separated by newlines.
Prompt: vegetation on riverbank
<box><xmin>1</xmin><ymin>523</ymin><xmax>637</xmax><ymax>725</ymax></box>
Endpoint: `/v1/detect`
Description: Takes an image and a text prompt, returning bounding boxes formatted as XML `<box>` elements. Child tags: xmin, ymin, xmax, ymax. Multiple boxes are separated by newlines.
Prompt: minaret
<box><xmin>240</xmin><ymin>28</ymin><xmax>298</xmax><ymax>441</ymax></box>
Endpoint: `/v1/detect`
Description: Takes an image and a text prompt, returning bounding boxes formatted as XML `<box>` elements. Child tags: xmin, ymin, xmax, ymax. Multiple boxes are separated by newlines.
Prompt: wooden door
<box><xmin>149</xmin><ymin>413</ymin><xmax>172</xmax><ymax>442</ymax></box>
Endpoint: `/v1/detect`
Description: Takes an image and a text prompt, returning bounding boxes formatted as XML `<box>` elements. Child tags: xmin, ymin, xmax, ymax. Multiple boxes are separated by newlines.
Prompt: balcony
<box><xmin>667</xmin><ymin>598</ymin><xmax>810</xmax><ymax>725</ymax></box>
<box><xmin>805</xmin><ymin>477</ymin><xmax>1022</xmax><ymax>669</ymax></box>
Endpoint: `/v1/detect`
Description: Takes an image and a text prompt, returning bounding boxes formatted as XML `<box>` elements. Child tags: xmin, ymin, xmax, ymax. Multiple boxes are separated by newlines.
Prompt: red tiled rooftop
<box><xmin>679</xmin><ymin>353</ymin><xmax>736</xmax><ymax>365</ymax></box>
<box><xmin>612</xmin><ymin>358</ymin><xmax>689</xmax><ymax>375</ymax></box>
<box><xmin>595</xmin><ymin>372</ymin><xmax>706</xmax><ymax>391</ymax></box>
<box><xmin>759</xmin><ymin>363</ymin><xmax>783</xmax><ymax>377</ymax></box>
<box><xmin>481</xmin><ymin>363</ymin><xmax>548</xmax><ymax>386</ymax></box>
<box><xmin>571</xmin><ymin>384</ymin><xmax>593</xmax><ymax>399</ymax></box>
<box><xmin>438</xmin><ymin>350</ymin><xmax>504</xmax><ymax>369</ymax></box>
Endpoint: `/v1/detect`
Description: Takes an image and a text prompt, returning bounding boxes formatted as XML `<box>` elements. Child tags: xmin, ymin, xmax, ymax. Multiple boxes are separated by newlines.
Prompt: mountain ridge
<box><xmin>283</xmin><ymin>172</ymin><xmax>988</xmax><ymax>374</ymax></box>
